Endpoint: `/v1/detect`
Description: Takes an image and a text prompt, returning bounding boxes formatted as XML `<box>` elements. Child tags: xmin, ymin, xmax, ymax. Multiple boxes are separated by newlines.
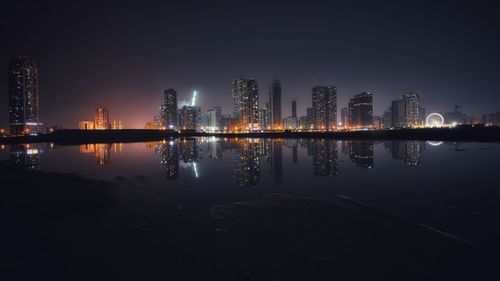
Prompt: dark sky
<box><xmin>1</xmin><ymin>0</ymin><xmax>499</xmax><ymax>128</ymax></box>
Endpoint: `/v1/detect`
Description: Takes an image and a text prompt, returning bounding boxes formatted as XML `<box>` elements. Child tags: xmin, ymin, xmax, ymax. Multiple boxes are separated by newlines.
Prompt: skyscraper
<box><xmin>401</xmin><ymin>92</ymin><xmax>420</xmax><ymax>127</ymax></box>
<box><xmin>258</xmin><ymin>108</ymin><xmax>269</xmax><ymax>129</ymax></box>
<box><xmin>306</xmin><ymin>107</ymin><xmax>314</xmax><ymax>130</ymax></box>
<box><xmin>94</xmin><ymin>106</ymin><xmax>110</xmax><ymax>130</ymax></box>
<box><xmin>391</xmin><ymin>100</ymin><xmax>405</xmax><ymax>128</ymax></box>
<box><xmin>348</xmin><ymin>92</ymin><xmax>373</xmax><ymax>129</ymax></box>
<box><xmin>391</xmin><ymin>93</ymin><xmax>420</xmax><ymax>128</ymax></box>
<box><xmin>312</xmin><ymin>86</ymin><xmax>337</xmax><ymax>130</ymax></box>
<box><xmin>8</xmin><ymin>56</ymin><xmax>40</xmax><ymax>135</ymax></box>
<box><xmin>340</xmin><ymin>107</ymin><xmax>349</xmax><ymax>128</ymax></box>
<box><xmin>207</xmin><ymin>106</ymin><xmax>221</xmax><ymax>130</ymax></box>
<box><xmin>269</xmin><ymin>79</ymin><xmax>282</xmax><ymax>130</ymax></box>
<box><xmin>160</xmin><ymin>89</ymin><xmax>178</xmax><ymax>129</ymax></box>
<box><xmin>179</xmin><ymin>105</ymin><xmax>201</xmax><ymax>130</ymax></box>
<box><xmin>291</xmin><ymin>100</ymin><xmax>297</xmax><ymax>118</ymax></box>
<box><xmin>232</xmin><ymin>78</ymin><xmax>259</xmax><ymax>130</ymax></box>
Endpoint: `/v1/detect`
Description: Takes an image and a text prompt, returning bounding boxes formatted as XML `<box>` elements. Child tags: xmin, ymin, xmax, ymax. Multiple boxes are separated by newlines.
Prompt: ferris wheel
<box><xmin>426</xmin><ymin>113</ymin><xmax>445</xmax><ymax>127</ymax></box>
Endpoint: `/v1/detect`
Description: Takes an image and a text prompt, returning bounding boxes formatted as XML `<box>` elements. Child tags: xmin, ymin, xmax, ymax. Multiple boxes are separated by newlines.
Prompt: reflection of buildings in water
<box><xmin>385</xmin><ymin>141</ymin><xmax>425</xmax><ymax>167</ymax></box>
<box><xmin>347</xmin><ymin>141</ymin><xmax>374</xmax><ymax>169</ymax></box>
<box><xmin>179</xmin><ymin>138</ymin><xmax>202</xmax><ymax>163</ymax></box>
<box><xmin>112</xmin><ymin>143</ymin><xmax>123</xmax><ymax>154</ymax></box>
<box><xmin>292</xmin><ymin>146</ymin><xmax>298</xmax><ymax>164</ymax></box>
<box><xmin>284</xmin><ymin>139</ymin><xmax>298</xmax><ymax>164</ymax></box>
<box><xmin>270</xmin><ymin>139</ymin><xmax>283</xmax><ymax>185</ymax></box>
<box><xmin>207</xmin><ymin>140</ymin><xmax>223</xmax><ymax>161</ymax></box>
<box><xmin>10</xmin><ymin>144</ymin><xmax>43</xmax><ymax>171</ymax></box>
<box><xmin>80</xmin><ymin>144</ymin><xmax>96</xmax><ymax>154</ymax></box>
<box><xmin>159</xmin><ymin>141</ymin><xmax>179</xmax><ymax>180</ymax></box>
<box><xmin>258</xmin><ymin>138</ymin><xmax>271</xmax><ymax>158</ymax></box>
<box><xmin>79</xmin><ymin>144</ymin><xmax>111</xmax><ymax>165</ymax></box>
<box><xmin>309</xmin><ymin>140</ymin><xmax>338</xmax><ymax>176</ymax></box>
<box><xmin>233</xmin><ymin>139</ymin><xmax>260</xmax><ymax>188</ymax></box>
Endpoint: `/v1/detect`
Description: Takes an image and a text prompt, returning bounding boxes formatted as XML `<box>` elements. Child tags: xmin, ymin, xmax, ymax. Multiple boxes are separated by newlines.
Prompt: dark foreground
<box><xmin>2</xmin><ymin>126</ymin><xmax>500</xmax><ymax>145</ymax></box>
<box><xmin>1</xmin><ymin>165</ymin><xmax>498</xmax><ymax>281</ymax></box>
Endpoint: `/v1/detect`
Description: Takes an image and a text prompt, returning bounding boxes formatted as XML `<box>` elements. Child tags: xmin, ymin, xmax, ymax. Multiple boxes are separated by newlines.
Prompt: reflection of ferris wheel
<box><xmin>426</xmin><ymin>113</ymin><xmax>445</xmax><ymax>127</ymax></box>
<box><xmin>427</xmin><ymin>141</ymin><xmax>443</xmax><ymax>147</ymax></box>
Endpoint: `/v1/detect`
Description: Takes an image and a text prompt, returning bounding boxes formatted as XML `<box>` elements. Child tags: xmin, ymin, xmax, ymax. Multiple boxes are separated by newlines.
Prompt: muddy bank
<box><xmin>0</xmin><ymin>167</ymin><xmax>498</xmax><ymax>280</ymax></box>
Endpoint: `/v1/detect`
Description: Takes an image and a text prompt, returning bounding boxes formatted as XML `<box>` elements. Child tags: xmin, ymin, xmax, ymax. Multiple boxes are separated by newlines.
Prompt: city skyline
<box><xmin>5</xmin><ymin>57</ymin><xmax>498</xmax><ymax>133</ymax></box>
<box><xmin>1</xmin><ymin>1</ymin><xmax>499</xmax><ymax>129</ymax></box>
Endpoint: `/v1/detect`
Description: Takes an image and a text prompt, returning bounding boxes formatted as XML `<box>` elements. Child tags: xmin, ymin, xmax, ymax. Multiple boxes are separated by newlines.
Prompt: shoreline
<box><xmin>1</xmin><ymin>126</ymin><xmax>500</xmax><ymax>145</ymax></box>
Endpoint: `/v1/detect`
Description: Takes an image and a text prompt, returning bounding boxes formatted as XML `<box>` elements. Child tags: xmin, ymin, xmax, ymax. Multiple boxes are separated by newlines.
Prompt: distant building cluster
<box><xmin>139</xmin><ymin>76</ymin><xmax>500</xmax><ymax>133</ymax></box>
<box><xmin>79</xmin><ymin>106</ymin><xmax>123</xmax><ymax>130</ymax></box>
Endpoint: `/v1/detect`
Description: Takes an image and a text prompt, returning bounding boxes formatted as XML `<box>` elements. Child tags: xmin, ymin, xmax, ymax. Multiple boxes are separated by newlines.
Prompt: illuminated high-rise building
<box><xmin>348</xmin><ymin>92</ymin><xmax>373</xmax><ymax>129</ymax></box>
<box><xmin>179</xmin><ymin>106</ymin><xmax>201</xmax><ymax>130</ymax></box>
<box><xmin>207</xmin><ymin>106</ymin><xmax>222</xmax><ymax>129</ymax></box>
<box><xmin>161</xmin><ymin>89</ymin><xmax>178</xmax><ymax>129</ymax></box>
<box><xmin>94</xmin><ymin>107</ymin><xmax>110</xmax><ymax>130</ymax></box>
<box><xmin>391</xmin><ymin>93</ymin><xmax>420</xmax><ymax>128</ymax></box>
<box><xmin>232</xmin><ymin>78</ymin><xmax>259</xmax><ymax>130</ymax></box>
<box><xmin>306</xmin><ymin>107</ymin><xmax>314</xmax><ymax>130</ymax></box>
<box><xmin>269</xmin><ymin>79</ymin><xmax>282</xmax><ymax>129</ymax></box>
<box><xmin>258</xmin><ymin>108</ymin><xmax>270</xmax><ymax>129</ymax></box>
<box><xmin>401</xmin><ymin>92</ymin><xmax>420</xmax><ymax>127</ymax></box>
<box><xmin>312</xmin><ymin>86</ymin><xmax>337</xmax><ymax>130</ymax></box>
<box><xmin>8</xmin><ymin>56</ymin><xmax>40</xmax><ymax>135</ymax></box>
<box><xmin>391</xmin><ymin>100</ymin><xmax>405</xmax><ymax>128</ymax></box>
<box><xmin>340</xmin><ymin>107</ymin><xmax>349</xmax><ymax>128</ymax></box>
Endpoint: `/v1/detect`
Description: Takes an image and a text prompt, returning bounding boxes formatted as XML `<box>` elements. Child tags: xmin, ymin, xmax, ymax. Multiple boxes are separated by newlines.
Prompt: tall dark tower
<box><xmin>291</xmin><ymin>100</ymin><xmax>297</xmax><ymax>118</ymax></box>
<box><xmin>269</xmin><ymin>79</ymin><xmax>282</xmax><ymax>129</ymax></box>
<box><xmin>161</xmin><ymin>89</ymin><xmax>178</xmax><ymax>129</ymax></box>
<box><xmin>8</xmin><ymin>56</ymin><xmax>39</xmax><ymax>135</ymax></box>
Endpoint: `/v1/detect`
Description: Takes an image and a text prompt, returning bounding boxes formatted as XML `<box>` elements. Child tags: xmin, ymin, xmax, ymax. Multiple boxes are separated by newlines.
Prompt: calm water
<box><xmin>2</xmin><ymin>138</ymin><xmax>500</xmax><ymax>249</ymax></box>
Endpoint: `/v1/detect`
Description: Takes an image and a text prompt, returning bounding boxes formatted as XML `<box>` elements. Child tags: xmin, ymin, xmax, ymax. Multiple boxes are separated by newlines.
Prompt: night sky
<box><xmin>1</xmin><ymin>0</ymin><xmax>499</xmax><ymax>128</ymax></box>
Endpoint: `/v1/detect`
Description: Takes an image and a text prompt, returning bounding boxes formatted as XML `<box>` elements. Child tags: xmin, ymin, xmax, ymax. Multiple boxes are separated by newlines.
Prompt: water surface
<box><xmin>2</xmin><ymin>138</ymin><xmax>499</xmax><ymax>249</ymax></box>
